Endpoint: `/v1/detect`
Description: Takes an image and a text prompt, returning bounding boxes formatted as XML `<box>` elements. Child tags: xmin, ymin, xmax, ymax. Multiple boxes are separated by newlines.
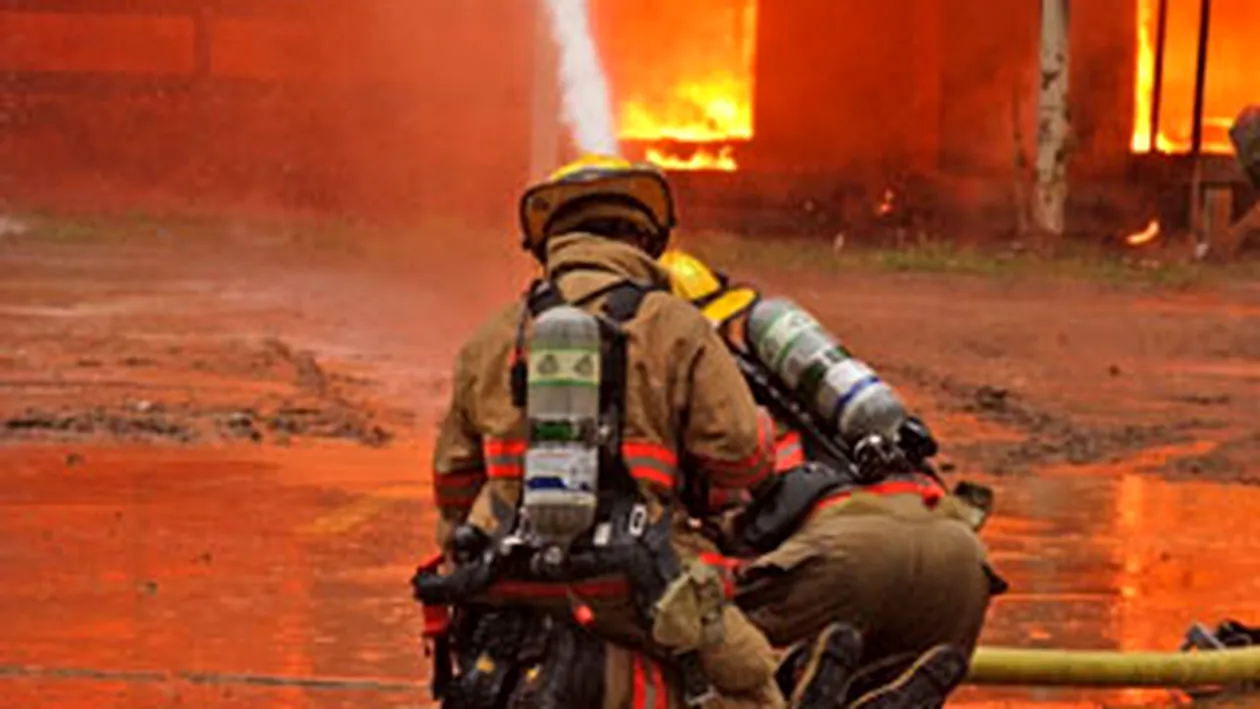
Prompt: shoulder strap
<box><xmin>601</xmin><ymin>281</ymin><xmax>652</xmax><ymax>323</ymax></box>
<box><xmin>511</xmin><ymin>280</ymin><xmax>557</xmax><ymax>407</ymax></box>
<box><xmin>524</xmin><ymin>279</ymin><xmax>566</xmax><ymax>317</ymax></box>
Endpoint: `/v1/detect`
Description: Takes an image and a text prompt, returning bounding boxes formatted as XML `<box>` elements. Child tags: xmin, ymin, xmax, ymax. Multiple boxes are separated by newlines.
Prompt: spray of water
<box><xmin>542</xmin><ymin>0</ymin><xmax>619</xmax><ymax>156</ymax></box>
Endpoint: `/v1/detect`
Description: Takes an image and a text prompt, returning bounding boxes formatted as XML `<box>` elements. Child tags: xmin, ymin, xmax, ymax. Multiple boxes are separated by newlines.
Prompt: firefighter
<box><xmin>658</xmin><ymin>249</ymin><xmax>1004</xmax><ymax>708</ymax></box>
<box><xmin>421</xmin><ymin>156</ymin><xmax>853</xmax><ymax>709</ymax></box>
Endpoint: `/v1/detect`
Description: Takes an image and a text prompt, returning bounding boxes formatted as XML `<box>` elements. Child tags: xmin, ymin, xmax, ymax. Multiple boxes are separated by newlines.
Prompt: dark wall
<box><xmin>752</xmin><ymin>0</ymin><xmax>1136</xmax><ymax>180</ymax></box>
<box><xmin>935</xmin><ymin>0</ymin><xmax>1037</xmax><ymax>177</ymax></box>
<box><xmin>750</xmin><ymin>0</ymin><xmax>943</xmax><ymax>178</ymax></box>
<box><xmin>0</xmin><ymin>1</ymin><xmax>536</xmax><ymax>224</ymax></box>
<box><xmin>1070</xmin><ymin>0</ymin><xmax>1137</xmax><ymax>178</ymax></box>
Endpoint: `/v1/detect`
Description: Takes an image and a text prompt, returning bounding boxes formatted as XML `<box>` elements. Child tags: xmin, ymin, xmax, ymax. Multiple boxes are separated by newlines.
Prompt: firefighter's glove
<box><xmin>450</xmin><ymin>524</ymin><xmax>491</xmax><ymax>565</ymax></box>
<box><xmin>412</xmin><ymin>525</ymin><xmax>499</xmax><ymax>605</ymax></box>
<box><xmin>651</xmin><ymin>562</ymin><xmax>726</xmax><ymax>653</ymax></box>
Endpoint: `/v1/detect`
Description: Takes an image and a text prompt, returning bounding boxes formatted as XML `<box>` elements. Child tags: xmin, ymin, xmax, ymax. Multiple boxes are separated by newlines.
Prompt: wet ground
<box><xmin>2</xmin><ymin>219</ymin><xmax>1259</xmax><ymax>707</ymax></box>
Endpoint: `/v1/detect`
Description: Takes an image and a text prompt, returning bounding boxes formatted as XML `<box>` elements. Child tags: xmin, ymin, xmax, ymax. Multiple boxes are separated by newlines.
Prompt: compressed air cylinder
<box><xmin>1230</xmin><ymin>105</ymin><xmax>1260</xmax><ymax>189</ymax></box>
<box><xmin>747</xmin><ymin>297</ymin><xmax>906</xmax><ymax>448</ymax></box>
<box><xmin>522</xmin><ymin>305</ymin><xmax>602</xmax><ymax>549</ymax></box>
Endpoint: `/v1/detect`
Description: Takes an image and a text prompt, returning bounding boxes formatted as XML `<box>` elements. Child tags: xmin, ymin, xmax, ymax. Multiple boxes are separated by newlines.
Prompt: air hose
<box><xmin>968</xmin><ymin>645</ymin><xmax>1260</xmax><ymax>687</ymax></box>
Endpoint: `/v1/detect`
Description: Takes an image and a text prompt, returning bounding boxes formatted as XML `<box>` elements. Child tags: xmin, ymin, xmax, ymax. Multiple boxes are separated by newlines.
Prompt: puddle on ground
<box><xmin>957</xmin><ymin>443</ymin><xmax>1260</xmax><ymax>707</ymax></box>
<box><xmin>2</xmin><ymin>441</ymin><xmax>1259</xmax><ymax>707</ymax></box>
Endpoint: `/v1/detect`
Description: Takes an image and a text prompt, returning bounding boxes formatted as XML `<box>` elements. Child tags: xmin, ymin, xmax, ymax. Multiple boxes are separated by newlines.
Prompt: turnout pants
<box><xmin>736</xmin><ymin>494</ymin><xmax>992</xmax><ymax>680</ymax></box>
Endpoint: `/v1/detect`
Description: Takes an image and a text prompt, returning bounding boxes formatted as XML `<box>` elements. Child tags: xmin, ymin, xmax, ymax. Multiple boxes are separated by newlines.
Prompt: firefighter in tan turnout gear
<box><xmin>414</xmin><ymin>155</ymin><xmax>852</xmax><ymax>709</ymax></box>
<box><xmin>659</xmin><ymin>249</ymin><xmax>1005</xmax><ymax>708</ymax></box>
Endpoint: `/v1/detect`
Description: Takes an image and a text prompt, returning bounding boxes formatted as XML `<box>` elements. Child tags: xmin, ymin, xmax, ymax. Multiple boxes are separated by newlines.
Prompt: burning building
<box><xmin>594</xmin><ymin>0</ymin><xmax>1257</xmax><ymax>238</ymax></box>
<box><xmin>0</xmin><ymin>0</ymin><xmax>1256</xmax><ymax>235</ymax></box>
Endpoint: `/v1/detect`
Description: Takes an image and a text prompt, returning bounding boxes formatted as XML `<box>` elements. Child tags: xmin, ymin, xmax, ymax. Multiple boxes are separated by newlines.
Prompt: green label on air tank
<box><xmin>529</xmin><ymin>348</ymin><xmax>600</xmax><ymax>387</ymax></box>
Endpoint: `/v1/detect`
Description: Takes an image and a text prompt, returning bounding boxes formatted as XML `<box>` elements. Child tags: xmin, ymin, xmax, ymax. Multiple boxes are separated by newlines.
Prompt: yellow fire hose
<box><xmin>968</xmin><ymin>645</ymin><xmax>1260</xmax><ymax>687</ymax></box>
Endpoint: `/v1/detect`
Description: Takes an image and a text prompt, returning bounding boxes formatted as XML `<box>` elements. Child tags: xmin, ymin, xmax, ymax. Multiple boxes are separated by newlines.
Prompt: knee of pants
<box><xmin>700</xmin><ymin>606</ymin><xmax>779</xmax><ymax>695</ymax></box>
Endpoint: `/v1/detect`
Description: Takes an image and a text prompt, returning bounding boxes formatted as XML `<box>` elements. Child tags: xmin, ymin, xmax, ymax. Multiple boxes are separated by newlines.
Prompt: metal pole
<box><xmin>1190</xmin><ymin>0</ymin><xmax>1212</xmax><ymax>156</ymax></box>
<box><xmin>1188</xmin><ymin>0</ymin><xmax>1212</xmax><ymax>248</ymax></box>
<box><xmin>1148</xmin><ymin>0</ymin><xmax>1169</xmax><ymax>152</ymax></box>
<box><xmin>529</xmin><ymin>0</ymin><xmax>561</xmax><ymax>180</ymax></box>
<box><xmin>1033</xmin><ymin>0</ymin><xmax>1071</xmax><ymax>237</ymax></box>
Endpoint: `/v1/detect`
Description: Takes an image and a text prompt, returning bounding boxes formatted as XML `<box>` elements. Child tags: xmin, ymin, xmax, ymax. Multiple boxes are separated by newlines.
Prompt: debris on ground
<box><xmin>888</xmin><ymin>366</ymin><xmax>1227</xmax><ymax>476</ymax></box>
<box><xmin>0</xmin><ymin>336</ymin><xmax>400</xmax><ymax>448</ymax></box>
<box><xmin>4</xmin><ymin>407</ymin><xmax>196</xmax><ymax>443</ymax></box>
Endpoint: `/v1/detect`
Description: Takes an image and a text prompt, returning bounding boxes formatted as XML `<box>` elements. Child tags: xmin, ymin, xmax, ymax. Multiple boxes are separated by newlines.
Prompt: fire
<box><xmin>1131</xmin><ymin>0</ymin><xmax>1260</xmax><ymax>154</ymax></box>
<box><xmin>1125</xmin><ymin>219</ymin><xmax>1161</xmax><ymax>246</ymax></box>
<box><xmin>645</xmin><ymin>145</ymin><xmax>737</xmax><ymax>172</ymax></box>
<box><xmin>876</xmin><ymin>188</ymin><xmax>897</xmax><ymax>217</ymax></box>
<box><xmin>619</xmin><ymin>81</ymin><xmax>753</xmax><ymax>143</ymax></box>
<box><xmin>1131</xmin><ymin>0</ymin><xmax>1158</xmax><ymax>152</ymax></box>
<box><xmin>601</xmin><ymin>0</ymin><xmax>757</xmax><ymax>170</ymax></box>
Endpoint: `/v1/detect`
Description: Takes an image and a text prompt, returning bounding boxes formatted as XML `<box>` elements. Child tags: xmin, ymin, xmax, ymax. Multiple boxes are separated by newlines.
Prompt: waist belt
<box><xmin>479</xmin><ymin>553</ymin><xmax>737</xmax><ymax>604</ymax></box>
<box><xmin>484</xmin><ymin>577</ymin><xmax>632</xmax><ymax>601</ymax></box>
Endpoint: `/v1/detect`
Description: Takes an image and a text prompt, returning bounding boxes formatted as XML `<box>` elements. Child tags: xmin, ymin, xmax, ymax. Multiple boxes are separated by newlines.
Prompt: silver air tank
<box><xmin>522</xmin><ymin>304</ymin><xmax>602</xmax><ymax>549</ymax></box>
<box><xmin>746</xmin><ymin>296</ymin><xmax>906</xmax><ymax>448</ymax></box>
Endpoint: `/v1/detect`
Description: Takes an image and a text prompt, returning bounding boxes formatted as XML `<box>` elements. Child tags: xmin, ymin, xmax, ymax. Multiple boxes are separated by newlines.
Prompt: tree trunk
<box><xmin>1033</xmin><ymin>0</ymin><xmax>1071</xmax><ymax>239</ymax></box>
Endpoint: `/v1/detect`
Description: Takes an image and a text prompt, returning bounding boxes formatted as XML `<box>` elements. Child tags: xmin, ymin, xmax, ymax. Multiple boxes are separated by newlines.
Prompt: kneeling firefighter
<box><xmin>414</xmin><ymin>156</ymin><xmax>853</xmax><ymax>709</ymax></box>
<box><xmin>659</xmin><ymin>250</ymin><xmax>1009</xmax><ymax>708</ymax></box>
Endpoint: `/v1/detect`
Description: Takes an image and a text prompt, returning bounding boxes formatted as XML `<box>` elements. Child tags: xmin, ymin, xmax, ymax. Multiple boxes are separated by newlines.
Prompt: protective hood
<box><xmin>544</xmin><ymin>232</ymin><xmax>674</xmax><ymax>301</ymax></box>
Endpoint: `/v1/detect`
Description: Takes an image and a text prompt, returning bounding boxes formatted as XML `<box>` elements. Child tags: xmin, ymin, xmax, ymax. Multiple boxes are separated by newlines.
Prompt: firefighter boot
<box><xmin>788</xmin><ymin>623</ymin><xmax>864</xmax><ymax>709</ymax></box>
<box><xmin>845</xmin><ymin>644</ymin><xmax>969</xmax><ymax>709</ymax></box>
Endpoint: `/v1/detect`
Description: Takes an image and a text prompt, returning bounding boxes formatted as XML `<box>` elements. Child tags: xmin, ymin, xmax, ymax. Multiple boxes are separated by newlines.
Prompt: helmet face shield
<box><xmin>520</xmin><ymin>156</ymin><xmax>677</xmax><ymax>258</ymax></box>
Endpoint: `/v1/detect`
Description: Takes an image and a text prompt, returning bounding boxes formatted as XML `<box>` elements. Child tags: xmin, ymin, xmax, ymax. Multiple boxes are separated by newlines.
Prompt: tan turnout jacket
<box><xmin>431</xmin><ymin>231</ymin><xmax>777</xmax><ymax>553</ymax></box>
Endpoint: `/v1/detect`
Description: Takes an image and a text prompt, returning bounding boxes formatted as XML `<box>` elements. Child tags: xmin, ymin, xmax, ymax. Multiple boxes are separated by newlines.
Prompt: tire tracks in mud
<box><xmin>886</xmin><ymin>364</ymin><xmax>1232</xmax><ymax>477</ymax></box>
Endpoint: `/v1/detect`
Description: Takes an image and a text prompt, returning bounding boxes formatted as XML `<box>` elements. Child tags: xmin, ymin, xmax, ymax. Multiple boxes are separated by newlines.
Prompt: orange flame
<box><xmin>1125</xmin><ymin>219</ymin><xmax>1161</xmax><ymax>246</ymax></box>
<box><xmin>645</xmin><ymin>145</ymin><xmax>736</xmax><ymax>172</ymax></box>
<box><xmin>619</xmin><ymin>82</ymin><xmax>753</xmax><ymax>143</ymax></box>
<box><xmin>612</xmin><ymin>0</ymin><xmax>756</xmax><ymax>169</ymax></box>
<box><xmin>1131</xmin><ymin>0</ymin><xmax>1259</xmax><ymax>154</ymax></box>
<box><xmin>1131</xmin><ymin>0</ymin><xmax>1158</xmax><ymax>152</ymax></box>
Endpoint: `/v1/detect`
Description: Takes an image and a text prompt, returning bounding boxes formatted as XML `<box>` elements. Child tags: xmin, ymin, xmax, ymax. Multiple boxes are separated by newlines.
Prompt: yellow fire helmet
<box><xmin>658</xmin><ymin>249</ymin><xmax>759</xmax><ymax>329</ymax></box>
<box><xmin>519</xmin><ymin>154</ymin><xmax>678</xmax><ymax>259</ymax></box>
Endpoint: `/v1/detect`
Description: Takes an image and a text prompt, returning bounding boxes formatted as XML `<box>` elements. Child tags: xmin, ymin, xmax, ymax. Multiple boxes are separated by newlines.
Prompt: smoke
<box><xmin>542</xmin><ymin>0</ymin><xmax>620</xmax><ymax>155</ymax></box>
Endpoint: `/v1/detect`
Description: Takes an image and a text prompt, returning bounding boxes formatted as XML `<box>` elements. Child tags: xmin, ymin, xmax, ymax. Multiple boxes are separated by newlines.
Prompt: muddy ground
<box><xmin>1</xmin><ymin>215</ymin><xmax>1259</xmax><ymax>708</ymax></box>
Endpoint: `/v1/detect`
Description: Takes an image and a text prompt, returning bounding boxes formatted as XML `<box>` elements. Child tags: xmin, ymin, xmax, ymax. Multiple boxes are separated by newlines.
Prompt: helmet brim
<box><xmin>519</xmin><ymin>168</ymin><xmax>677</xmax><ymax>256</ymax></box>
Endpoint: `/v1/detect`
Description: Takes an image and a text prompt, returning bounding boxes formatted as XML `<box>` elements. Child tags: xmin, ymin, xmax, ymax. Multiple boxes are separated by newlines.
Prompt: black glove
<box><xmin>412</xmin><ymin>524</ymin><xmax>498</xmax><ymax>605</ymax></box>
<box><xmin>451</xmin><ymin>524</ymin><xmax>491</xmax><ymax>565</ymax></box>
